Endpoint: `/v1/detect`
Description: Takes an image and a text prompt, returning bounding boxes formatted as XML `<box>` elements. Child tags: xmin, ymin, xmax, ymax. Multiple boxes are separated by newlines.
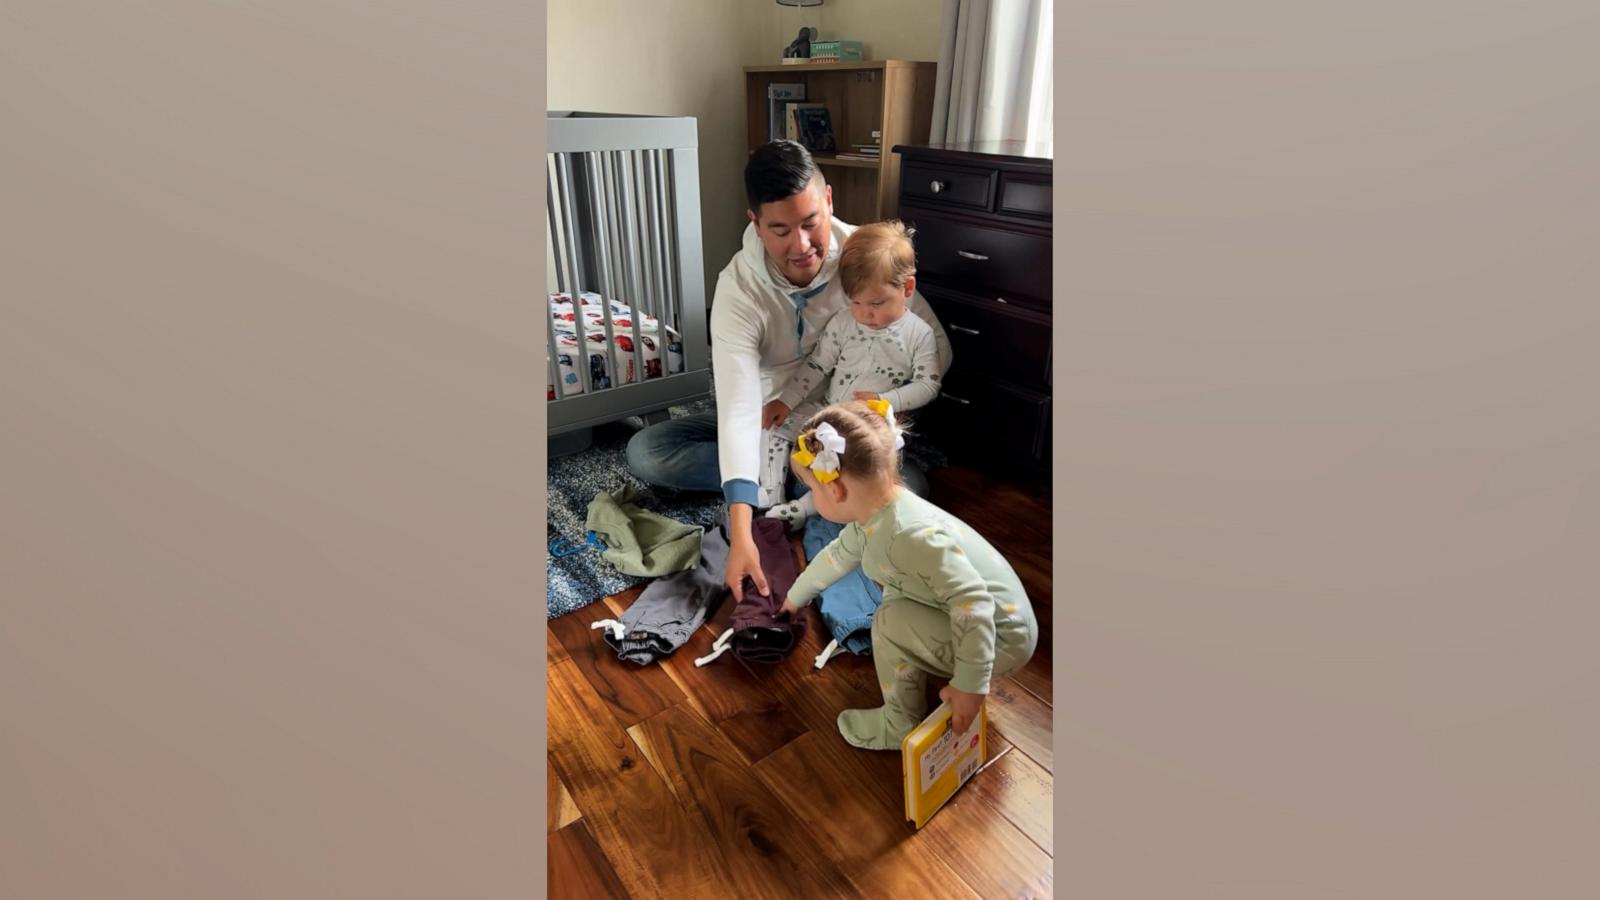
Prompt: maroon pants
<box><xmin>729</xmin><ymin>517</ymin><xmax>807</xmax><ymax>663</ymax></box>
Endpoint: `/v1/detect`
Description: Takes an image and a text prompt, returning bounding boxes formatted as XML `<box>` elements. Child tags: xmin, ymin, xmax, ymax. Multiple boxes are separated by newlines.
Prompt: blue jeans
<box><xmin>803</xmin><ymin>516</ymin><xmax>882</xmax><ymax>655</ymax></box>
<box><xmin>624</xmin><ymin>411</ymin><xmax>931</xmax><ymax>499</ymax></box>
<box><xmin>624</xmin><ymin>412</ymin><xmax>724</xmax><ymax>493</ymax></box>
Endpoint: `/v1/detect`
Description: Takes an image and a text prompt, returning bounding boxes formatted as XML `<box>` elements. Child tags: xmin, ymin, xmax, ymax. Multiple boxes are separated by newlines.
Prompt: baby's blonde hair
<box><xmin>794</xmin><ymin>399</ymin><xmax>907</xmax><ymax>484</ymax></box>
<box><xmin>838</xmin><ymin>220</ymin><xmax>916</xmax><ymax>298</ymax></box>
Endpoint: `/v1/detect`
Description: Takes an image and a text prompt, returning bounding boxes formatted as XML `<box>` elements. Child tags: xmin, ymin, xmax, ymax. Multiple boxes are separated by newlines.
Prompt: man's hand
<box><xmin>761</xmin><ymin>399</ymin><xmax>791</xmax><ymax>431</ymax></box>
<box><xmin>939</xmin><ymin>684</ymin><xmax>986</xmax><ymax>737</ymax></box>
<box><xmin>851</xmin><ymin>391</ymin><xmax>881</xmax><ymax>402</ymax></box>
<box><xmin>724</xmin><ymin>504</ymin><xmax>770</xmax><ymax>596</ymax></box>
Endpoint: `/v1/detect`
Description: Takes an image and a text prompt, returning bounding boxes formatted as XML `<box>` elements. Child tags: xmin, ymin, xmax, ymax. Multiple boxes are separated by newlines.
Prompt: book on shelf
<box><xmin>792</xmin><ymin>104</ymin><xmax>837</xmax><ymax>152</ymax></box>
<box><xmin>784</xmin><ymin>101</ymin><xmax>828</xmax><ymax>145</ymax></box>
<box><xmin>767</xmin><ymin>83</ymin><xmax>805</xmax><ymax>143</ymax></box>
<box><xmin>901</xmin><ymin>700</ymin><xmax>988</xmax><ymax>830</ymax></box>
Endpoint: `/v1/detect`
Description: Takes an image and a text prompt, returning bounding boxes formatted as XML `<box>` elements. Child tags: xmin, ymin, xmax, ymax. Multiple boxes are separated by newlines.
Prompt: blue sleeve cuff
<box><xmin>722</xmin><ymin>478</ymin><xmax>759</xmax><ymax>507</ymax></box>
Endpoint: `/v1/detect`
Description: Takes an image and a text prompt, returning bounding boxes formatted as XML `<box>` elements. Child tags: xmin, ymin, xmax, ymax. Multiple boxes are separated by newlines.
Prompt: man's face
<box><xmin>748</xmin><ymin>177</ymin><xmax>833</xmax><ymax>288</ymax></box>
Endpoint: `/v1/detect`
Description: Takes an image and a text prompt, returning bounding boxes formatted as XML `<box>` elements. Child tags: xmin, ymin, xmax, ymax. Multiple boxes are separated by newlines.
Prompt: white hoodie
<box><xmin>709</xmin><ymin>218</ymin><xmax>953</xmax><ymax>506</ymax></box>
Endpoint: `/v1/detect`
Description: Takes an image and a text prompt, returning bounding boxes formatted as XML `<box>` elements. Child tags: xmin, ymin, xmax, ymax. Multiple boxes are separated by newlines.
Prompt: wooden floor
<box><xmin>547</xmin><ymin>465</ymin><xmax>1053</xmax><ymax>899</ymax></box>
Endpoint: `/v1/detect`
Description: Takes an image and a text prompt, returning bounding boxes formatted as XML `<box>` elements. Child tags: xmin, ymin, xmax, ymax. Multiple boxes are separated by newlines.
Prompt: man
<box><xmin>626</xmin><ymin>141</ymin><xmax>952</xmax><ymax>596</ymax></box>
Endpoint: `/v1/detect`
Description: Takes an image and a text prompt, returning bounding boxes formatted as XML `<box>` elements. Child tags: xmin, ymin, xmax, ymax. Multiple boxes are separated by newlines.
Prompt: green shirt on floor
<box><xmin>584</xmin><ymin>486</ymin><xmax>703</xmax><ymax>577</ymax></box>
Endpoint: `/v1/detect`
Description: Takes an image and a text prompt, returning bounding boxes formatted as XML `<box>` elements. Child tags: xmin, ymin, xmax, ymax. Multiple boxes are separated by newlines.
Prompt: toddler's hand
<box><xmin>851</xmin><ymin>391</ymin><xmax>880</xmax><ymax>402</ymax></box>
<box><xmin>761</xmin><ymin>399</ymin><xmax>792</xmax><ymax>430</ymax></box>
<box><xmin>779</xmin><ymin>599</ymin><xmax>800</xmax><ymax>618</ymax></box>
<box><xmin>939</xmin><ymin>684</ymin><xmax>986</xmax><ymax>737</ymax></box>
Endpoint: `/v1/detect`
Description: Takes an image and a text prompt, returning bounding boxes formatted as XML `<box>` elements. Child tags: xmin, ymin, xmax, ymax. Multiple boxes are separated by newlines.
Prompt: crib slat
<box><xmin>650</xmin><ymin>149</ymin><xmax>678</xmax><ymax>369</ymax></box>
<box><xmin>614</xmin><ymin>151</ymin><xmax>648</xmax><ymax>387</ymax></box>
<box><xmin>626</xmin><ymin>151</ymin><xmax>650</xmax><ymax>383</ymax></box>
<box><xmin>545</xmin><ymin>157</ymin><xmax>570</xmax><ymax>400</ymax></box>
<box><xmin>592</xmin><ymin>153</ymin><xmax>643</xmax><ymax>388</ymax></box>
<box><xmin>556</xmin><ymin>153</ymin><xmax>594</xmax><ymax>396</ymax></box>
<box><xmin>580</xmin><ymin>153</ymin><xmax>621</xmax><ymax>392</ymax></box>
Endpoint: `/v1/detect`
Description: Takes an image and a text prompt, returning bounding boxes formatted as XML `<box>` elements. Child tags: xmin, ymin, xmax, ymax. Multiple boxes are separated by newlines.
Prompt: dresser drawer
<box><xmin>907</xmin><ymin>212</ymin><xmax>1051</xmax><ymax>309</ymax></box>
<box><xmin>917</xmin><ymin>369</ymin><xmax>1050</xmax><ymax>467</ymax></box>
<box><xmin>999</xmin><ymin>173</ymin><xmax>1051</xmax><ymax>219</ymax></box>
<box><xmin>901</xmin><ymin>161</ymin><xmax>997</xmax><ymax>212</ymax></box>
<box><xmin>925</xmin><ymin>290</ymin><xmax>1051</xmax><ymax>390</ymax></box>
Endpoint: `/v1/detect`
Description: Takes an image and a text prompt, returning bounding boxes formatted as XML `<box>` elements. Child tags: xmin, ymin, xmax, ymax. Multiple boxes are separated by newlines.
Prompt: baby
<box><xmin>779</xmin><ymin>400</ymin><xmax>1039</xmax><ymax>749</ymax></box>
<box><xmin>758</xmin><ymin>220</ymin><xmax>941</xmax><ymax>517</ymax></box>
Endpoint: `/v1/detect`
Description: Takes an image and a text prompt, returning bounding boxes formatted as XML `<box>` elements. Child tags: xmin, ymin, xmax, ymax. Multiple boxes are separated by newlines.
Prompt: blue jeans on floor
<box><xmin>802</xmin><ymin>516</ymin><xmax>882</xmax><ymax>655</ymax></box>
<box><xmin>624</xmin><ymin>411</ymin><xmax>930</xmax><ymax>499</ymax></box>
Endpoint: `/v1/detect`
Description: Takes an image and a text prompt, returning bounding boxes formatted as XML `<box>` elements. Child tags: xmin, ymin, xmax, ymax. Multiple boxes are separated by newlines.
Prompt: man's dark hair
<box><xmin>744</xmin><ymin>140</ymin><xmax>823</xmax><ymax>217</ymax></box>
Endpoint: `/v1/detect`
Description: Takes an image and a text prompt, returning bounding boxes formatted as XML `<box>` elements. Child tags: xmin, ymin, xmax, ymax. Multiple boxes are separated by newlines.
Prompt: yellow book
<box><xmin>901</xmin><ymin>700</ymin><xmax>987</xmax><ymax>829</ymax></box>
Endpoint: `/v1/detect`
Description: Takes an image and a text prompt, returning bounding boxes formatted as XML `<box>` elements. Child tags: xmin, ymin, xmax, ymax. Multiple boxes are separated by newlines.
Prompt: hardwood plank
<box><xmin>752</xmin><ymin>731</ymin><xmax>979</xmax><ymax>900</ymax></box>
<box><xmin>547</xmin><ymin>619</ymin><xmax>570</xmax><ymax>666</ymax></box>
<box><xmin>917</xmin><ymin>755</ymin><xmax>1055</xmax><ymax>899</ymax></box>
<box><xmin>987</xmin><ymin>676</ymin><xmax>1054</xmax><ymax>772</ymax></box>
<box><xmin>549</xmin><ymin>594</ymin><xmax>685</xmax><ymax>729</ymax></box>
<box><xmin>547</xmin><ymin>760</ymin><xmax>582</xmax><ymax>833</ymax></box>
<box><xmin>965</xmin><ymin>746</ymin><xmax>1053</xmax><ymax>856</ymax></box>
<box><xmin>631</xmin><ymin>705</ymin><xmax>858</xmax><ymax>899</ymax></box>
<box><xmin>1010</xmin><ymin>650</ymin><xmax>1053</xmax><ymax>708</ymax></box>
<box><xmin>651</xmin><ymin>621</ymin><xmax>809</xmax><ymax>765</ymax></box>
<box><xmin>607</xmin><ymin>581</ymin><xmax>806</xmax><ymax>763</ymax></box>
<box><xmin>546</xmin><ymin>659</ymin><xmax>729</xmax><ymax>899</ymax></box>
<box><xmin>929</xmin><ymin>465</ymin><xmax>1053</xmax><ymax>653</ymax></box>
<box><xmin>548</xmin><ymin>820</ymin><xmax>631</xmax><ymax>900</ymax></box>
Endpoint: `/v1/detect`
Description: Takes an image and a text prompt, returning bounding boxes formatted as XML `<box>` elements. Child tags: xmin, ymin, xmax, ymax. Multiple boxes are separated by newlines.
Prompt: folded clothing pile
<box><xmin>601</xmin><ymin>522</ymin><xmax>731</xmax><ymax>666</ymax></box>
<box><xmin>727</xmin><ymin>517</ymin><xmax>807</xmax><ymax>664</ymax></box>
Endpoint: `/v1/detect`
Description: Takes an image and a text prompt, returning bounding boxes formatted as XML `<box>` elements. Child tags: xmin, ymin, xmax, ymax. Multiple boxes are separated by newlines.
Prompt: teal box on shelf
<box><xmin>809</xmin><ymin>40</ymin><xmax>864</xmax><ymax>62</ymax></box>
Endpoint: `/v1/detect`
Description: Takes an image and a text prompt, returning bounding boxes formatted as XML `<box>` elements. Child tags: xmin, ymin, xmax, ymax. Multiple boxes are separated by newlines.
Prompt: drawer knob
<box><xmin>929</xmin><ymin>180</ymin><xmax>947</xmax><ymax>193</ymax></box>
<box><xmin>956</xmin><ymin>250</ymin><xmax>989</xmax><ymax>261</ymax></box>
<box><xmin>943</xmin><ymin>394</ymin><xmax>973</xmax><ymax>406</ymax></box>
<box><xmin>948</xmin><ymin>324</ymin><xmax>981</xmax><ymax>336</ymax></box>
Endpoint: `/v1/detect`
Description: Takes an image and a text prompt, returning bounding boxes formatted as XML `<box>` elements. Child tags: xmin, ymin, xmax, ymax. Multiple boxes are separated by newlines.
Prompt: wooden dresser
<box><xmin>893</xmin><ymin>140</ymin><xmax>1052</xmax><ymax>479</ymax></box>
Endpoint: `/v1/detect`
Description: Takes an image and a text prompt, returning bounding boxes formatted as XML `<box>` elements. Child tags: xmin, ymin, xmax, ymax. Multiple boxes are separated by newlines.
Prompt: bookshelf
<box><xmin>744</xmin><ymin>60</ymin><xmax>937</xmax><ymax>225</ymax></box>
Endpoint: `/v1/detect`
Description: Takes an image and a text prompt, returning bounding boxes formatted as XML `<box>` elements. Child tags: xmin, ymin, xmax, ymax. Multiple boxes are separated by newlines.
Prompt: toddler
<box><xmin>758</xmin><ymin>220</ymin><xmax>941</xmax><ymax>517</ymax></box>
<box><xmin>779</xmin><ymin>400</ymin><xmax>1039</xmax><ymax>750</ymax></box>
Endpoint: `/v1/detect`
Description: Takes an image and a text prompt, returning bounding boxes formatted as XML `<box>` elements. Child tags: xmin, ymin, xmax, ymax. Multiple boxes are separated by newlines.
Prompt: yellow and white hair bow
<box><xmin>792</xmin><ymin>421</ymin><xmax>846</xmax><ymax>484</ymax></box>
<box><xmin>864</xmin><ymin>398</ymin><xmax>906</xmax><ymax>450</ymax></box>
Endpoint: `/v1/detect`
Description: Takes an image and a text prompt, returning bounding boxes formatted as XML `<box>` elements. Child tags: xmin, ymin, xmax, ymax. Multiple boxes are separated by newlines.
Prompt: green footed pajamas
<box><xmin>787</xmin><ymin>490</ymin><xmax>1039</xmax><ymax>750</ymax></box>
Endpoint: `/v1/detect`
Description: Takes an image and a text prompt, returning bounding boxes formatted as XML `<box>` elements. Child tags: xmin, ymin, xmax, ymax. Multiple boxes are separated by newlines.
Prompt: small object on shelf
<box><xmin>808</xmin><ymin>39</ymin><xmax>864</xmax><ymax>63</ymax></box>
<box><xmin>785</xmin><ymin>101</ymin><xmax>826</xmax><ymax>142</ymax></box>
<box><xmin>781</xmin><ymin>26</ymin><xmax>818</xmax><ymax>62</ymax></box>
<box><xmin>793</xmin><ymin>105</ymin><xmax>837</xmax><ymax>153</ymax></box>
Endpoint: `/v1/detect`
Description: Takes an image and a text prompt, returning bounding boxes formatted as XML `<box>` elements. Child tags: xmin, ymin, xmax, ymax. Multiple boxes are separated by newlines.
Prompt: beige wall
<box><xmin>548</xmin><ymin>0</ymin><xmax>945</xmax><ymax>299</ymax></box>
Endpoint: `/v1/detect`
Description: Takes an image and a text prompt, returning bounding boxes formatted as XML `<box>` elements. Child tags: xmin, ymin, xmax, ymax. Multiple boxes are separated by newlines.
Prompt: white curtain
<box><xmin>930</xmin><ymin>0</ymin><xmax>1053</xmax><ymax>148</ymax></box>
